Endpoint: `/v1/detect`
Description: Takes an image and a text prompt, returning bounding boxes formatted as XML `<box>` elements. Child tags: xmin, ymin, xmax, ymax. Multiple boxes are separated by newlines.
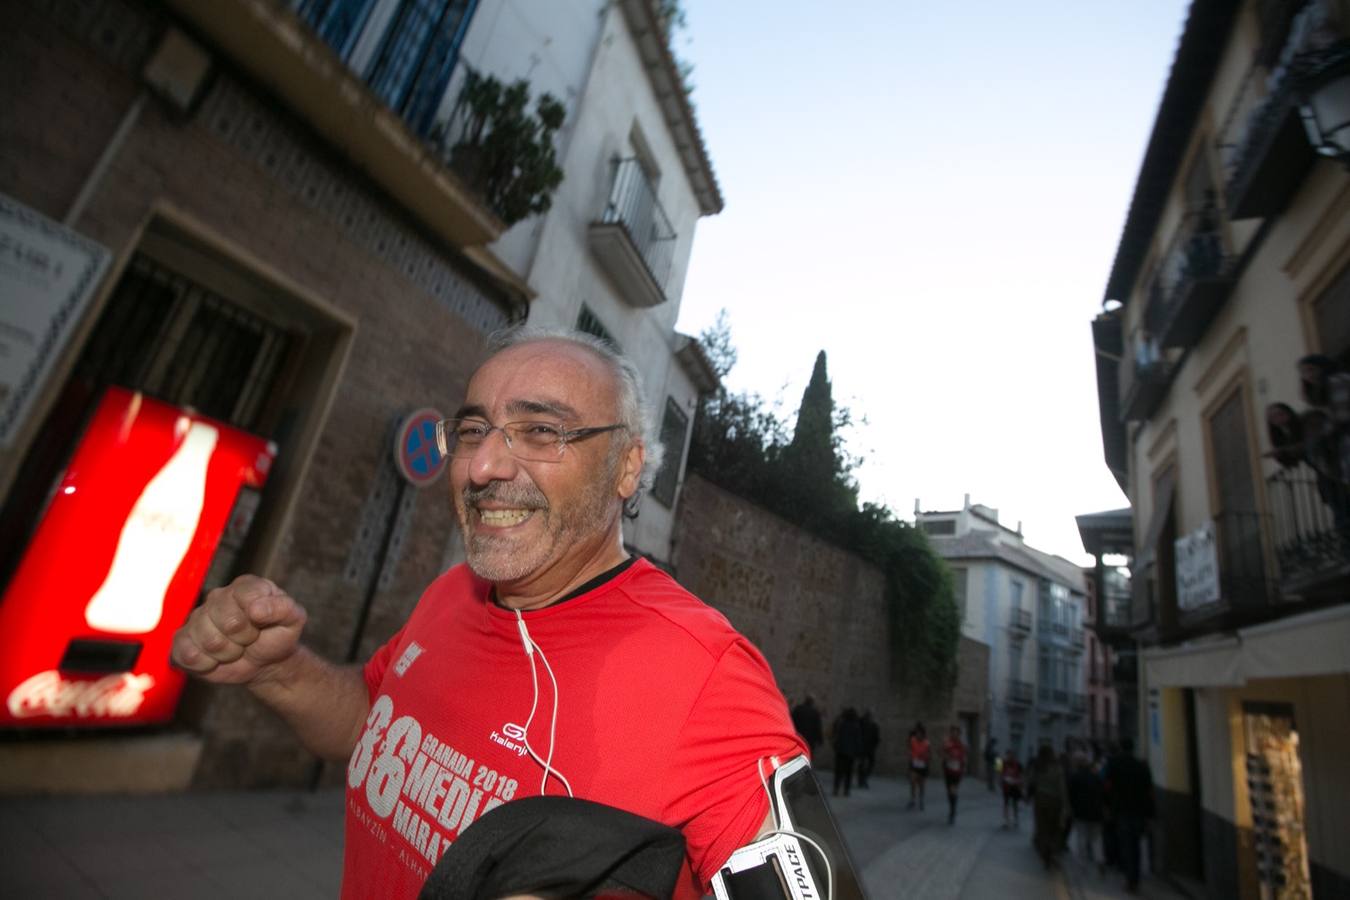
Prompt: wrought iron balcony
<box><xmin>1214</xmin><ymin>8</ymin><xmax>1346</xmax><ymax>220</ymax></box>
<box><xmin>1071</xmin><ymin>627</ymin><xmax>1086</xmax><ymax>650</ymax></box>
<box><xmin>588</xmin><ymin>158</ymin><xmax>677</xmax><ymax>308</ymax></box>
<box><xmin>1113</xmin><ymin>653</ymin><xmax>1138</xmax><ymax>686</ymax></box>
<box><xmin>1008</xmin><ymin>607</ymin><xmax>1032</xmax><ymax>634</ymax></box>
<box><xmin>161</xmin><ymin>0</ymin><xmax>512</xmax><ymax>254</ymax></box>
<box><xmin>1267</xmin><ymin>464</ymin><xmax>1350</xmax><ymax>601</ymax></box>
<box><xmin>1038</xmin><ymin>685</ymin><xmax>1070</xmax><ymax>708</ymax></box>
<box><xmin>1177</xmin><ymin>511</ymin><xmax>1274</xmax><ymax>630</ymax></box>
<box><xmin>1070</xmin><ymin>693</ymin><xmax>1088</xmax><ymax>716</ymax></box>
<box><xmin>1119</xmin><ymin>334</ymin><xmax>1171</xmax><ymax>423</ymax></box>
<box><xmin>1143</xmin><ymin>208</ymin><xmax>1235</xmax><ymax>350</ymax></box>
<box><xmin>1006</xmin><ymin>679</ymin><xmax>1033</xmax><ymax>706</ymax></box>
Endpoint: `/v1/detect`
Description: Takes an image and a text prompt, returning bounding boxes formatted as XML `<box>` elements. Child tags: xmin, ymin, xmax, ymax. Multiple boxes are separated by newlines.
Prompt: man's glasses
<box><xmin>436</xmin><ymin>418</ymin><xmax>628</xmax><ymax>462</ymax></box>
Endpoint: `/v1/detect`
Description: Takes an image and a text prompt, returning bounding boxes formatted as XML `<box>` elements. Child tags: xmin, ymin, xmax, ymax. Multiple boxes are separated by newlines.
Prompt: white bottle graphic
<box><xmin>84</xmin><ymin>420</ymin><xmax>219</xmax><ymax>634</ymax></box>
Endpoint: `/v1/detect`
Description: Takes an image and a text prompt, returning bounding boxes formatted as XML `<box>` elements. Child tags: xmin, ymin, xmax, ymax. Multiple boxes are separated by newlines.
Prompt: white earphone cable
<box><xmin>515</xmin><ymin>611</ymin><xmax>573</xmax><ymax>798</ymax></box>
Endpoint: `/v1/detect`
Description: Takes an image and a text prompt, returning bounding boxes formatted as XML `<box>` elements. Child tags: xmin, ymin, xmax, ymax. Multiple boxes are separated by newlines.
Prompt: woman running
<box><xmin>906</xmin><ymin>722</ymin><xmax>931</xmax><ymax>811</ymax></box>
<box><xmin>1001</xmin><ymin>749</ymin><xmax>1024</xmax><ymax>828</ymax></box>
<box><xmin>941</xmin><ymin>724</ymin><xmax>967</xmax><ymax>825</ymax></box>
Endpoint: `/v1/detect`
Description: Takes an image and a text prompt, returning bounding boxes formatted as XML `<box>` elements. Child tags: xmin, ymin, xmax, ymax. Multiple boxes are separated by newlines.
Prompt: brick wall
<box><xmin>2</xmin><ymin>0</ymin><xmax>505</xmax><ymax>787</ymax></box>
<box><xmin>673</xmin><ymin>475</ymin><xmax>991</xmax><ymax>774</ymax></box>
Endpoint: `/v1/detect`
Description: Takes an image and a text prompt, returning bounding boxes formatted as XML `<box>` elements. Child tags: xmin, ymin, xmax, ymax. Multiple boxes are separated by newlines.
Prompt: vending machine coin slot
<box><xmin>58</xmin><ymin>639</ymin><xmax>144</xmax><ymax>674</ymax></box>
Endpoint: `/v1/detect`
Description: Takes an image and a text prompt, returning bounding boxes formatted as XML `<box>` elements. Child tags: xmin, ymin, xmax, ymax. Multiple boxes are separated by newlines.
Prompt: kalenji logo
<box><xmin>489</xmin><ymin>722</ymin><xmax>528</xmax><ymax>756</ymax></box>
<box><xmin>393</xmin><ymin>641</ymin><xmax>425</xmax><ymax>677</ymax></box>
<box><xmin>7</xmin><ymin>670</ymin><xmax>155</xmax><ymax>719</ymax></box>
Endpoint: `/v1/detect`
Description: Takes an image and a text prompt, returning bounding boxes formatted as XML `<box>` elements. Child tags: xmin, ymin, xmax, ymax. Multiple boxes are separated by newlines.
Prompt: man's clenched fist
<box><xmin>171</xmin><ymin>575</ymin><xmax>307</xmax><ymax>685</ymax></box>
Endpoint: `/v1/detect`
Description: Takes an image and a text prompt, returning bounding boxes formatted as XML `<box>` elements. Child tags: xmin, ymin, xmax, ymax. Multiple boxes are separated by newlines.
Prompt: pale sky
<box><xmin>672</xmin><ymin>0</ymin><xmax>1192</xmax><ymax>565</ymax></box>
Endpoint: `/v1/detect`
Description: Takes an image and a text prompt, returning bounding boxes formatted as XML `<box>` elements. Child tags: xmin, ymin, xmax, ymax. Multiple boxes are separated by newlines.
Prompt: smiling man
<box><xmin>171</xmin><ymin>327</ymin><xmax>805</xmax><ymax>900</ymax></box>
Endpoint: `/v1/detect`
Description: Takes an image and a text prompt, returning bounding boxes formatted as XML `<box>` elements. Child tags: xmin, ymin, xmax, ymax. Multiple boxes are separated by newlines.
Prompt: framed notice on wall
<box><xmin>0</xmin><ymin>192</ymin><xmax>111</xmax><ymax>446</ymax></box>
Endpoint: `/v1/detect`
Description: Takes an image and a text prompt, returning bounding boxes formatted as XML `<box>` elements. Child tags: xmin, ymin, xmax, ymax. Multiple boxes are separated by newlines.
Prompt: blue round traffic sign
<box><xmin>394</xmin><ymin>408</ymin><xmax>446</xmax><ymax>487</ymax></box>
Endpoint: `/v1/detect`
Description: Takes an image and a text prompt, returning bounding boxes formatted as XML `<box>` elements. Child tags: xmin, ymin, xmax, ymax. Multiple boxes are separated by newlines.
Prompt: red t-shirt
<box><xmin>909</xmin><ymin>735</ymin><xmax>930</xmax><ymax>768</ymax></box>
<box><xmin>341</xmin><ymin>560</ymin><xmax>805</xmax><ymax>900</ymax></box>
<box><xmin>1002</xmin><ymin>759</ymin><xmax>1024</xmax><ymax>790</ymax></box>
<box><xmin>943</xmin><ymin>738</ymin><xmax>967</xmax><ymax>776</ymax></box>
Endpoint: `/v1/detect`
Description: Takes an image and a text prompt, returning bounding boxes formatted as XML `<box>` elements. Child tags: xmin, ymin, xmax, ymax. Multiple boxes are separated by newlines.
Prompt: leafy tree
<box><xmin>779</xmin><ymin>351</ymin><xmax>858</xmax><ymax>522</ymax></box>
<box><xmin>688</xmin><ymin>313</ymin><xmax>959</xmax><ymax>697</ymax></box>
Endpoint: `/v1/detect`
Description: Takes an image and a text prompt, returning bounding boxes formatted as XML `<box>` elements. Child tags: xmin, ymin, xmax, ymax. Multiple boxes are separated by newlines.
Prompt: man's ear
<box><xmin>616</xmin><ymin>440</ymin><xmax>645</xmax><ymax>500</ymax></box>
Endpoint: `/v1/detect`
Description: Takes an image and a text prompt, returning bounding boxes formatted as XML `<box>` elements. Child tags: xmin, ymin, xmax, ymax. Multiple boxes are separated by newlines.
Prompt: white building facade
<box><xmin>918</xmin><ymin>497</ymin><xmax>1090</xmax><ymax>759</ymax></box>
<box><xmin>293</xmin><ymin>0</ymin><xmax>722</xmax><ymax>565</ymax></box>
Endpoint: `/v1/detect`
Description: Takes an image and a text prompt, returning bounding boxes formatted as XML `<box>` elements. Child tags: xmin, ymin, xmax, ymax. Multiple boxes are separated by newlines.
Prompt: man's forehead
<box><xmin>462</xmin><ymin>340</ymin><xmax>617</xmax><ymax>416</ymax></box>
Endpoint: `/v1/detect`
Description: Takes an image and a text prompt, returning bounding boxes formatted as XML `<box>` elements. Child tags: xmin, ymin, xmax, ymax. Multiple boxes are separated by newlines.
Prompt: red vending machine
<box><xmin>0</xmin><ymin>387</ymin><xmax>276</xmax><ymax>727</ymax></box>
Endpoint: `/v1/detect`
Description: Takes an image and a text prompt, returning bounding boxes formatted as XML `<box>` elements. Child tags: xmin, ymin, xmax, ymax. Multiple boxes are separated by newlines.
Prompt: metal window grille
<box><xmin>650</xmin><ymin>397</ymin><xmax>689</xmax><ymax>508</ymax></box>
<box><xmin>576</xmin><ymin>304</ymin><xmax>620</xmax><ymax>350</ymax></box>
<box><xmin>74</xmin><ymin>254</ymin><xmax>295</xmax><ymax>435</ymax></box>
<box><xmin>600</xmin><ymin>158</ymin><xmax>677</xmax><ymax>291</ymax></box>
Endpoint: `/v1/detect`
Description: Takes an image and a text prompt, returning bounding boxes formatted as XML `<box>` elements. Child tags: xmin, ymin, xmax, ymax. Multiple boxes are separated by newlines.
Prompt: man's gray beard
<box><xmin>460</xmin><ymin>469</ymin><xmax>617</xmax><ymax>583</ymax></box>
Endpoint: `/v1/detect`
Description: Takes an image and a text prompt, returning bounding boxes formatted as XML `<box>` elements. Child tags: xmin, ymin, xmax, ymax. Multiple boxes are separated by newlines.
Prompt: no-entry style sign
<box><xmin>394</xmin><ymin>408</ymin><xmax>447</xmax><ymax>487</ymax></box>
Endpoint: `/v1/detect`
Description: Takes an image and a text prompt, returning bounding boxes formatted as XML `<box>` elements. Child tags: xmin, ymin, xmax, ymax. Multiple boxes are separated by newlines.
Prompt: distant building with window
<box><xmin>447</xmin><ymin>0</ymin><xmax>723</xmax><ymax>565</ymax></box>
<box><xmin>917</xmin><ymin>496</ymin><xmax>1089</xmax><ymax>759</ymax></box>
<box><xmin>285</xmin><ymin>1</ymin><xmax>723</xmax><ymax>564</ymax></box>
<box><xmin>1088</xmin><ymin>0</ymin><xmax>1350</xmax><ymax>895</ymax></box>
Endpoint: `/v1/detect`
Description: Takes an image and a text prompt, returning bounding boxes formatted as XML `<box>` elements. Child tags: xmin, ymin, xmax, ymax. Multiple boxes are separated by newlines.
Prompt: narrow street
<box><xmin>831</xmin><ymin>774</ymin><xmax>1188</xmax><ymax>900</ymax></box>
<box><xmin>2</xmin><ymin>773</ymin><xmax>1191</xmax><ymax>899</ymax></box>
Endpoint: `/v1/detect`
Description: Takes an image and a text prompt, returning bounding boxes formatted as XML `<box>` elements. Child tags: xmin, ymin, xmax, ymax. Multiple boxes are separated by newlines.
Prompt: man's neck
<box><xmin>494</xmin><ymin>530</ymin><xmax>630</xmax><ymax>611</ymax></box>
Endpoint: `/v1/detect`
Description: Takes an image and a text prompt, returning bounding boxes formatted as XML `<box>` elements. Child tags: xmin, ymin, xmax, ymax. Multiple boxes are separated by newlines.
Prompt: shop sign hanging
<box><xmin>1175</xmin><ymin>521</ymin><xmax>1220</xmax><ymax>611</ymax></box>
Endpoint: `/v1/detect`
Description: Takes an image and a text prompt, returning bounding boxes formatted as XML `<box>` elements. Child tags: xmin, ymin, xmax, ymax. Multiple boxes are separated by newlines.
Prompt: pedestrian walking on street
<box><xmin>857</xmin><ymin>710</ymin><xmax>880</xmax><ymax>789</ymax></box>
<box><xmin>1069</xmin><ymin>754</ymin><xmax>1106</xmax><ymax>874</ymax></box>
<box><xmin>983</xmin><ymin>737</ymin><xmax>998</xmax><ymax>792</ymax></box>
<box><xmin>906</xmin><ymin>722</ymin><xmax>931</xmax><ymax>811</ymax></box>
<box><xmin>791</xmin><ymin>694</ymin><xmax>824</xmax><ymax>759</ymax></box>
<box><xmin>941</xmin><ymin>724</ymin><xmax>967</xmax><ymax>825</ymax></box>
<box><xmin>1000</xmin><ymin>750</ymin><xmax>1024</xmax><ymax>828</ymax></box>
<box><xmin>1029</xmin><ymin>745</ymin><xmax>1069</xmax><ymax>870</ymax></box>
<box><xmin>832</xmin><ymin>707</ymin><xmax>864</xmax><ymax>797</ymax></box>
<box><xmin>1105</xmin><ymin>737</ymin><xmax>1156</xmax><ymax>894</ymax></box>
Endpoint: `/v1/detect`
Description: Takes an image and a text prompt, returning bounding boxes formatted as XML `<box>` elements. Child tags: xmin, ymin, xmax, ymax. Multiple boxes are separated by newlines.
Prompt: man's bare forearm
<box><xmin>247</xmin><ymin>646</ymin><xmax>370</xmax><ymax>761</ymax></box>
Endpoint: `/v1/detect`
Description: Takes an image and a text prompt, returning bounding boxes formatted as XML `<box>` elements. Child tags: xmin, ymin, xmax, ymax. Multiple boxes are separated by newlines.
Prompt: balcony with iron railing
<box><xmin>1267</xmin><ymin>463</ymin><xmax>1350</xmax><ymax>600</ymax></box>
<box><xmin>1008</xmin><ymin>607</ymin><xmax>1032</xmax><ymax>635</ymax></box>
<box><xmin>588</xmin><ymin>158</ymin><xmax>678</xmax><ymax>308</ymax></box>
<box><xmin>164</xmin><ymin>0</ymin><xmax>507</xmax><ymax>251</ymax></box>
<box><xmin>1214</xmin><ymin>4</ymin><xmax>1346</xmax><ymax>220</ymax></box>
<box><xmin>1119</xmin><ymin>331</ymin><xmax>1171</xmax><ymax>423</ymax></box>
<box><xmin>1176</xmin><ymin>511</ymin><xmax>1275</xmax><ymax>631</ymax></box>
<box><xmin>1006</xmin><ymin>679</ymin><xmax>1033</xmax><ymax>706</ymax></box>
<box><xmin>1070</xmin><ymin>693</ymin><xmax>1088</xmax><ymax>716</ymax></box>
<box><xmin>1070</xmin><ymin>627</ymin><xmax>1086</xmax><ymax>651</ymax></box>
<box><xmin>1142</xmin><ymin>206</ymin><xmax>1235</xmax><ymax>351</ymax></box>
<box><xmin>1095</xmin><ymin>583</ymin><xmax>1136</xmax><ymax>641</ymax></box>
<box><xmin>1038</xmin><ymin>684</ymin><xmax>1070</xmax><ymax>709</ymax></box>
<box><xmin>1113</xmin><ymin>653</ymin><xmax>1138</xmax><ymax>686</ymax></box>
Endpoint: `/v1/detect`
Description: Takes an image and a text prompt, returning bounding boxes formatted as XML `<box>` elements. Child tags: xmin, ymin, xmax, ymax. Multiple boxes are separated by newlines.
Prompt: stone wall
<box><xmin>673</xmin><ymin>475</ymin><xmax>990</xmax><ymax>774</ymax></box>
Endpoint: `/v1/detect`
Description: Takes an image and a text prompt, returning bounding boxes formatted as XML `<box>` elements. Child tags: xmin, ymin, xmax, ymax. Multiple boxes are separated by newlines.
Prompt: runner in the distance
<box><xmin>906</xmin><ymin>722</ymin><xmax>931</xmax><ymax>811</ymax></box>
<box><xmin>1001</xmin><ymin>748</ymin><xmax>1025</xmax><ymax>829</ymax></box>
<box><xmin>942</xmin><ymin>724</ymin><xmax>967</xmax><ymax>825</ymax></box>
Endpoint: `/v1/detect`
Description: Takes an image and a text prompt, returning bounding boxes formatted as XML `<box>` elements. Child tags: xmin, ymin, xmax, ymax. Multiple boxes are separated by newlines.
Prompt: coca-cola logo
<box><xmin>7</xmin><ymin>670</ymin><xmax>155</xmax><ymax>719</ymax></box>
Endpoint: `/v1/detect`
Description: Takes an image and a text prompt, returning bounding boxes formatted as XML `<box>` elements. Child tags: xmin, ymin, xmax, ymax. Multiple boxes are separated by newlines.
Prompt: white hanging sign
<box><xmin>0</xmin><ymin>192</ymin><xmax>111</xmax><ymax>446</ymax></box>
<box><xmin>1175</xmin><ymin>520</ymin><xmax>1220</xmax><ymax>611</ymax></box>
